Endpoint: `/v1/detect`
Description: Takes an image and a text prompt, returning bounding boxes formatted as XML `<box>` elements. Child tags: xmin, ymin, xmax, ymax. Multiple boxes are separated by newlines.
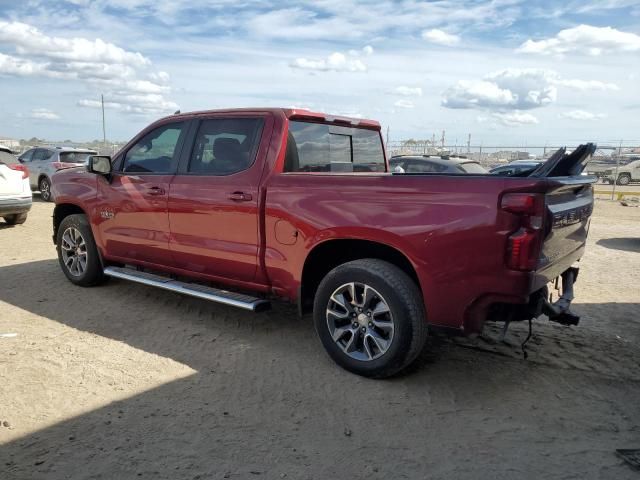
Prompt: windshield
<box><xmin>60</xmin><ymin>151</ymin><xmax>95</xmax><ymax>163</ymax></box>
<box><xmin>459</xmin><ymin>162</ymin><xmax>488</xmax><ymax>174</ymax></box>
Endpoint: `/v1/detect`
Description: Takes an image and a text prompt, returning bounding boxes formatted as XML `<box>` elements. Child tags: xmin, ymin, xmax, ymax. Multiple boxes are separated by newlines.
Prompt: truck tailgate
<box><xmin>534</xmin><ymin>178</ymin><xmax>594</xmax><ymax>289</ymax></box>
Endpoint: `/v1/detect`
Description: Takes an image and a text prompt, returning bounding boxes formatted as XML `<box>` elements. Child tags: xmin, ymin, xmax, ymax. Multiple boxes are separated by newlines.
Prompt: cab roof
<box><xmin>167</xmin><ymin>108</ymin><xmax>381</xmax><ymax>130</ymax></box>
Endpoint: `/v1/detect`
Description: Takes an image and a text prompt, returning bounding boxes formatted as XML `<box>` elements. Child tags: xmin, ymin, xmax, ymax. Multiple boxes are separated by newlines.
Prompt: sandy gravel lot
<box><xmin>1</xmin><ymin>198</ymin><xmax>639</xmax><ymax>480</ymax></box>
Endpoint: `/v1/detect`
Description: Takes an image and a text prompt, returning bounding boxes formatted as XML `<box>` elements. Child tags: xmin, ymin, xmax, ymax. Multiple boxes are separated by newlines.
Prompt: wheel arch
<box><xmin>53</xmin><ymin>203</ymin><xmax>87</xmax><ymax>244</ymax></box>
<box><xmin>299</xmin><ymin>238</ymin><xmax>422</xmax><ymax>314</ymax></box>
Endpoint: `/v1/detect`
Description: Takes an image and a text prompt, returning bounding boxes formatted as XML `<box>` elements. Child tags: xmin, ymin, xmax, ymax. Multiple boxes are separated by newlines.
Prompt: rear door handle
<box><xmin>147</xmin><ymin>186</ymin><xmax>165</xmax><ymax>196</ymax></box>
<box><xmin>228</xmin><ymin>191</ymin><xmax>252</xmax><ymax>201</ymax></box>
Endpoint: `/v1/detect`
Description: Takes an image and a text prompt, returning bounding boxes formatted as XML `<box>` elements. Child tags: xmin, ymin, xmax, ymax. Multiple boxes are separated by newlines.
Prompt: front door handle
<box><xmin>147</xmin><ymin>186</ymin><xmax>165</xmax><ymax>196</ymax></box>
<box><xmin>228</xmin><ymin>191</ymin><xmax>252</xmax><ymax>201</ymax></box>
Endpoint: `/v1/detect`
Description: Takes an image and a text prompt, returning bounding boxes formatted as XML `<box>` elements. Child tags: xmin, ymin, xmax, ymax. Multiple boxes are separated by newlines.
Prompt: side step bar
<box><xmin>103</xmin><ymin>266</ymin><xmax>271</xmax><ymax>312</ymax></box>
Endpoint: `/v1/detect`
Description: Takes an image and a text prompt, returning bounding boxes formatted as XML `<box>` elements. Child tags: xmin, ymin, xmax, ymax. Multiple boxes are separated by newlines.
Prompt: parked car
<box><xmin>490</xmin><ymin>160</ymin><xmax>544</xmax><ymax>176</ymax></box>
<box><xmin>0</xmin><ymin>145</ymin><xmax>32</xmax><ymax>225</ymax></box>
<box><xmin>18</xmin><ymin>147</ymin><xmax>97</xmax><ymax>201</ymax></box>
<box><xmin>51</xmin><ymin>108</ymin><xmax>596</xmax><ymax>378</ymax></box>
<box><xmin>390</xmin><ymin>155</ymin><xmax>488</xmax><ymax>174</ymax></box>
<box><xmin>603</xmin><ymin>159</ymin><xmax>640</xmax><ymax>185</ymax></box>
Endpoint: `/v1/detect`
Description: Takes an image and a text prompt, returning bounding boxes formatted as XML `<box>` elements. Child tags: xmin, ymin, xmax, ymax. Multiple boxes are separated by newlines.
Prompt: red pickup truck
<box><xmin>51</xmin><ymin>108</ymin><xmax>596</xmax><ymax>377</ymax></box>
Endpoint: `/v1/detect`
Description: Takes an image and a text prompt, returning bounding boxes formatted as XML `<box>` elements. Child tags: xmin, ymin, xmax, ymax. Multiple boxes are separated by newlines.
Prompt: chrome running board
<box><xmin>103</xmin><ymin>266</ymin><xmax>271</xmax><ymax>312</ymax></box>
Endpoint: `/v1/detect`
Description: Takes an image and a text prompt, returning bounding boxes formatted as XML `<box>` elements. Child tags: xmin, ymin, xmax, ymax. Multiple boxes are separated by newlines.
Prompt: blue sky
<box><xmin>0</xmin><ymin>0</ymin><xmax>639</xmax><ymax>145</ymax></box>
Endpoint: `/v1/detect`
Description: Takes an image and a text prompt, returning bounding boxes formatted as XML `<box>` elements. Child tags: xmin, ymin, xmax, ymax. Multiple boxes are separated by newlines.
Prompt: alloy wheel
<box><xmin>326</xmin><ymin>282</ymin><xmax>395</xmax><ymax>361</ymax></box>
<box><xmin>60</xmin><ymin>227</ymin><xmax>88</xmax><ymax>277</ymax></box>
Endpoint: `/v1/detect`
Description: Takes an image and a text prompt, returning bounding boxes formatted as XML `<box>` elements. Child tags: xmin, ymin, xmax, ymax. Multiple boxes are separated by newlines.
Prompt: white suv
<box><xmin>0</xmin><ymin>145</ymin><xmax>32</xmax><ymax>225</ymax></box>
<box><xmin>18</xmin><ymin>146</ymin><xmax>97</xmax><ymax>201</ymax></box>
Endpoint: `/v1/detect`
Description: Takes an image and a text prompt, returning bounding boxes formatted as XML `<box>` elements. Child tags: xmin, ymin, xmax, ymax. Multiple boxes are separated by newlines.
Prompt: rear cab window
<box><xmin>60</xmin><ymin>151</ymin><xmax>95</xmax><ymax>163</ymax></box>
<box><xmin>284</xmin><ymin>121</ymin><xmax>385</xmax><ymax>173</ymax></box>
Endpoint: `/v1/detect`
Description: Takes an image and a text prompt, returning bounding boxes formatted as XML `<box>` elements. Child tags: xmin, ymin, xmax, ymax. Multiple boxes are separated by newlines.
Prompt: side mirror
<box><xmin>87</xmin><ymin>155</ymin><xmax>112</xmax><ymax>176</ymax></box>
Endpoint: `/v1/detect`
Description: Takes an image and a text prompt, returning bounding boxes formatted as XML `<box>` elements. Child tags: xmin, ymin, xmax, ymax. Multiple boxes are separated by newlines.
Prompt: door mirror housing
<box><xmin>87</xmin><ymin>155</ymin><xmax>112</xmax><ymax>176</ymax></box>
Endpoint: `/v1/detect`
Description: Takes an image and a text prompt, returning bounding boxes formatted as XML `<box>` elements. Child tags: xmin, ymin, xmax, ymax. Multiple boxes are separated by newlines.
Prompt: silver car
<box><xmin>18</xmin><ymin>147</ymin><xmax>97</xmax><ymax>201</ymax></box>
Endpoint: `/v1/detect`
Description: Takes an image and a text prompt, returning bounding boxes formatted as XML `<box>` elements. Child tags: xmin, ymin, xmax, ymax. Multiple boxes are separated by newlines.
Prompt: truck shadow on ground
<box><xmin>1</xmin><ymin>259</ymin><xmax>638</xmax><ymax>479</ymax></box>
<box><xmin>596</xmin><ymin>237</ymin><xmax>640</xmax><ymax>253</ymax></box>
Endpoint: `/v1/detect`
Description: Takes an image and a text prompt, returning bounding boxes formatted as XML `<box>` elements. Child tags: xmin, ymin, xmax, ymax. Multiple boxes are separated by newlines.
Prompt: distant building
<box><xmin>489</xmin><ymin>150</ymin><xmax>531</xmax><ymax>162</ymax></box>
<box><xmin>0</xmin><ymin>137</ymin><xmax>20</xmax><ymax>151</ymax></box>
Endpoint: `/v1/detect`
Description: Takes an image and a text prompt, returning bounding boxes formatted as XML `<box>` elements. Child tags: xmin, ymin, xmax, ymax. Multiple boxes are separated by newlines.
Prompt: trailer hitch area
<box><xmin>543</xmin><ymin>267</ymin><xmax>580</xmax><ymax>326</ymax></box>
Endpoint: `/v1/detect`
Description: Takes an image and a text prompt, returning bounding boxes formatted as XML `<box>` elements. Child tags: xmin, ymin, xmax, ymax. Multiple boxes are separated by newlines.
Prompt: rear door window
<box><xmin>285</xmin><ymin>121</ymin><xmax>385</xmax><ymax>173</ymax></box>
<box><xmin>187</xmin><ymin>117</ymin><xmax>264</xmax><ymax>175</ymax></box>
<box><xmin>33</xmin><ymin>148</ymin><xmax>53</xmax><ymax>161</ymax></box>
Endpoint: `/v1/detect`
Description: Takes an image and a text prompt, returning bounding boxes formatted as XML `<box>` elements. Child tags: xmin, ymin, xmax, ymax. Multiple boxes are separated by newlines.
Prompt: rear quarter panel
<box><xmin>264</xmin><ymin>173</ymin><xmax>545</xmax><ymax>330</ymax></box>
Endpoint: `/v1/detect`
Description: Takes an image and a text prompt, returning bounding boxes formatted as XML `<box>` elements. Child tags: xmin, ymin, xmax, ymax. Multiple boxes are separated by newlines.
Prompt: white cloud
<box><xmin>443</xmin><ymin>79</ymin><xmax>519</xmax><ymax>109</ymax></box>
<box><xmin>0</xmin><ymin>20</ymin><xmax>150</xmax><ymax>67</ymax></box>
<box><xmin>442</xmin><ymin>68</ymin><xmax>618</xmax><ymax>111</ymax></box>
<box><xmin>291</xmin><ymin>50</ymin><xmax>368</xmax><ymax>72</ymax></box>
<box><xmin>553</xmin><ymin>78</ymin><xmax>620</xmax><ymax>91</ymax></box>
<box><xmin>492</xmin><ymin>112</ymin><xmax>539</xmax><ymax>127</ymax></box>
<box><xmin>558</xmin><ymin>110</ymin><xmax>607</xmax><ymax>120</ymax></box>
<box><xmin>422</xmin><ymin>29</ymin><xmax>460</xmax><ymax>46</ymax></box>
<box><xmin>394</xmin><ymin>99</ymin><xmax>414</xmax><ymax>109</ymax></box>
<box><xmin>0</xmin><ymin>20</ymin><xmax>177</xmax><ymax>115</ymax></box>
<box><xmin>518</xmin><ymin>24</ymin><xmax>640</xmax><ymax>56</ymax></box>
<box><xmin>29</xmin><ymin>108</ymin><xmax>60</xmax><ymax>120</ymax></box>
<box><xmin>393</xmin><ymin>86</ymin><xmax>423</xmax><ymax>97</ymax></box>
<box><xmin>363</xmin><ymin>45</ymin><xmax>374</xmax><ymax>56</ymax></box>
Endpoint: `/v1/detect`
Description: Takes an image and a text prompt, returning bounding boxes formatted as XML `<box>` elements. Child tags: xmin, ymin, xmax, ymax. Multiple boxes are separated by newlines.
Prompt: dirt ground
<box><xmin>1</xmin><ymin>198</ymin><xmax>639</xmax><ymax>480</ymax></box>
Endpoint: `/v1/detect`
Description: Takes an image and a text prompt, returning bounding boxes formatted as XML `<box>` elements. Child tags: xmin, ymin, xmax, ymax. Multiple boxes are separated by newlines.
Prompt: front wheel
<box><xmin>56</xmin><ymin>214</ymin><xmax>106</xmax><ymax>286</ymax></box>
<box><xmin>313</xmin><ymin>259</ymin><xmax>427</xmax><ymax>378</ymax></box>
<box><xmin>39</xmin><ymin>177</ymin><xmax>52</xmax><ymax>202</ymax></box>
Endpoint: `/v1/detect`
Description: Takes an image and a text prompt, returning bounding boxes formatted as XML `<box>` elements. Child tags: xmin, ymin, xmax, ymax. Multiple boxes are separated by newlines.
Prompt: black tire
<box><xmin>3</xmin><ymin>213</ymin><xmax>28</xmax><ymax>225</ymax></box>
<box><xmin>56</xmin><ymin>214</ymin><xmax>106</xmax><ymax>286</ymax></box>
<box><xmin>39</xmin><ymin>177</ymin><xmax>52</xmax><ymax>202</ymax></box>
<box><xmin>617</xmin><ymin>174</ymin><xmax>631</xmax><ymax>186</ymax></box>
<box><xmin>313</xmin><ymin>259</ymin><xmax>427</xmax><ymax>378</ymax></box>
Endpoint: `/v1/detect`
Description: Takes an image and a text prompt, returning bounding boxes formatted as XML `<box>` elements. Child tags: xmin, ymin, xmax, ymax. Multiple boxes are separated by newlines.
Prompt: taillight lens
<box><xmin>8</xmin><ymin>164</ymin><xmax>29</xmax><ymax>179</ymax></box>
<box><xmin>501</xmin><ymin>193</ymin><xmax>545</xmax><ymax>271</ymax></box>
<box><xmin>52</xmin><ymin>162</ymin><xmax>78</xmax><ymax>170</ymax></box>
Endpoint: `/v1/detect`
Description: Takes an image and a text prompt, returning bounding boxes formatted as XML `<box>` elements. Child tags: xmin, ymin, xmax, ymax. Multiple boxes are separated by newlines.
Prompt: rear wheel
<box><xmin>313</xmin><ymin>259</ymin><xmax>427</xmax><ymax>378</ymax></box>
<box><xmin>39</xmin><ymin>177</ymin><xmax>52</xmax><ymax>202</ymax></box>
<box><xmin>56</xmin><ymin>214</ymin><xmax>106</xmax><ymax>286</ymax></box>
<box><xmin>617</xmin><ymin>174</ymin><xmax>631</xmax><ymax>186</ymax></box>
<box><xmin>3</xmin><ymin>213</ymin><xmax>28</xmax><ymax>225</ymax></box>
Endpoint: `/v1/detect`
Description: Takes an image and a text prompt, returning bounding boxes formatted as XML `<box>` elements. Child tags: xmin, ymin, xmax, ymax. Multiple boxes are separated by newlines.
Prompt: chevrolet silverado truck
<box><xmin>51</xmin><ymin>108</ymin><xmax>596</xmax><ymax>378</ymax></box>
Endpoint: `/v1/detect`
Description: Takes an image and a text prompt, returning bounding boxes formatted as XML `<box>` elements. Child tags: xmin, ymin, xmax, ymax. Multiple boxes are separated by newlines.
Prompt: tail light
<box><xmin>501</xmin><ymin>193</ymin><xmax>545</xmax><ymax>271</ymax></box>
<box><xmin>8</xmin><ymin>164</ymin><xmax>29</xmax><ymax>179</ymax></box>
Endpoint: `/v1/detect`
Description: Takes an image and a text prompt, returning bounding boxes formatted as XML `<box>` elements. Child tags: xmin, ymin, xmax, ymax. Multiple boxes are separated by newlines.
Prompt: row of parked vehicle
<box><xmin>1</xmin><ymin>142</ymin><xmax>597</xmax><ymax>229</ymax></box>
<box><xmin>0</xmin><ymin>145</ymin><xmax>96</xmax><ymax>225</ymax></box>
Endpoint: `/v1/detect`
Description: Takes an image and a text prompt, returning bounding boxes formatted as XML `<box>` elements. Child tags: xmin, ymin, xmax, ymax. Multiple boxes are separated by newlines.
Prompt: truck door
<box><xmin>96</xmin><ymin>121</ymin><xmax>187</xmax><ymax>266</ymax></box>
<box><xmin>168</xmin><ymin>114</ymin><xmax>272</xmax><ymax>283</ymax></box>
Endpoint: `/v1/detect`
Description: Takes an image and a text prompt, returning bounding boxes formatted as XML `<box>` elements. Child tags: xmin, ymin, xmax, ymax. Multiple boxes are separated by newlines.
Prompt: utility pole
<box><xmin>467</xmin><ymin>133</ymin><xmax>471</xmax><ymax>154</ymax></box>
<box><xmin>101</xmin><ymin>94</ymin><xmax>107</xmax><ymax>152</ymax></box>
<box><xmin>441</xmin><ymin>130</ymin><xmax>445</xmax><ymax>148</ymax></box>
<box><xmin>611</xmin><ymin>139</ymin><xmax>623</xmax><ymax>201</ymax></box>
<box><xmin>385</xmin><ymin>126</ymin><xmax>389</xmax><ymax>148</ymax></box>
